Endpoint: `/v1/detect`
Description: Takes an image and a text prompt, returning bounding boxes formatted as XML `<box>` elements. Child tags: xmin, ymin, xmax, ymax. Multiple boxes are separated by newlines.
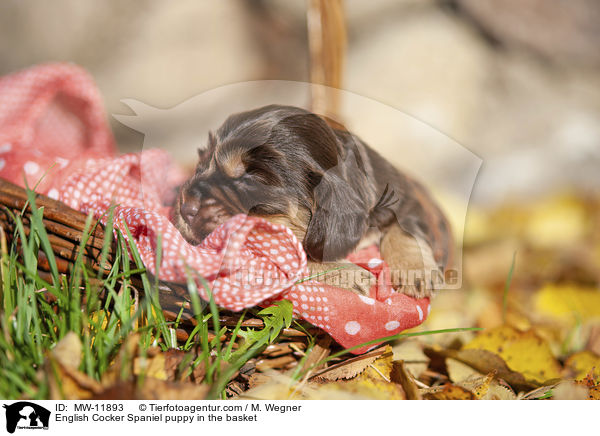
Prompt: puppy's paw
<box><xmin>381</xmin><ymin>225</ymin><xmax>442</xmax><ymax>299</ymax></box>
<box><xmin>307</xmin><ymin>261</ymin><xmax>377</xmax><ymax>296</ymax></box>
<box><xmin>396</xmin><ymin>278</ymin><xmax>435</xmax><ymax>299</ymax></box>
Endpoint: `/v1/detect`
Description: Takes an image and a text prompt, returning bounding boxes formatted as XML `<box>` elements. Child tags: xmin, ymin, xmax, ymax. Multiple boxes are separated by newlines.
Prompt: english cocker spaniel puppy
<box><xmin>174</xmin><ymin>104</ymin><xmax>452</xmax><ymax>298</ymax></box>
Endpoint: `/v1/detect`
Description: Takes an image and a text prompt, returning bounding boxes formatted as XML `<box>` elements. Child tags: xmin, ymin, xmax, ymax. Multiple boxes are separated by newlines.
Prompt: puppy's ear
<box><xmin>303</xmin><ymin>151</ymin><xmax>369</xmax><ymax>262</ymax></box>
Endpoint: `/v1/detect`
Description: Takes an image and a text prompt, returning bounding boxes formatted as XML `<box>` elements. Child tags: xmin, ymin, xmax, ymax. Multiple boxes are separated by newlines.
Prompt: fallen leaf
<box><xmin>464</xmin><ymin>326</ymin><xmax>562</xmax><ymax>383</ymax></box>
<box><xmin>315</xmin><ymin>346</ymin><xmax>405</xmax><ymax>399</ymax></box>
<box><xmin>446</xmin><ymin>358</ymin><xmax>516</xmax><ymax>400</ymax></box>
<box><xmin>299</xmin><ymin>334</ymin><xmax>331</xmax><ymax>377</ymax></box>
<box><xmin>426</xmin><ymin>347</ymin><xmax>536</xmax><ymax>392</ymax></box>
<box><xmin>92</xmin><ymin>378</ymin><xmax>209</xmax><ymax>400</ymax></box>
<box><xmin>524</xmin><ymin>196</ymin><xmax>588</xmax><ymax>248</ymax></box>
<box><xmin>423</xmin><ymin>384</ymin><xmax>475</xmax><ymax>400</ymax></box>
<box><xmin>564</xmin><ymin>351</ymin><xmax>600</xmax><ymax>380</ymax></box>
<box><xmin>312</xmin><ymin>347</ymin><xmax>384</xmax><ymax>381</ymax></box>
<box><xmin>552</xmin><ymin>381</ymin><xmax>589</xmax><ymax>400</ymax></box>
<box><xmin>519</xmin><ymin>384</ymin><xmax>556</xmax><ymax>400</ymax></box>
<box><xmin>574</xmin><ymin>368</ymin><xmax>600</xmax><ymax>400</ymax></box>
<box><xmin>52</xmin><ymin>332</ymin><xmax>82</xmax><ymax>368</ymax></box>
<box><xmin>46</xmin><ymin>333</ymin><xmax>102</xmax><ymax>400</ymax></box>
<box><xmin>391</xmin><ymin>360</ymin><xmax>421</xmax><ymax>400</ymax></box>
<box><xmin>133</xmin><ymin>347</ymin><xmax>166</xmax><ymax>380</ymax></box>
<box><xmin>392</xmin><ymin>340</ymin><xmax>430</xmax><ymax>379</ymax></box>
<box><xmin>535</xmin><ymin>284</ymin><xmax>600</xmax><ymax>322</ymax></box>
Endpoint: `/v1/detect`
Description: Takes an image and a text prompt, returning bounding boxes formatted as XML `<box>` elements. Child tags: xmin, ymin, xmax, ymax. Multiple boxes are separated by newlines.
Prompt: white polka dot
<box><xmin>47</xmin><ymin>188</ymin><xmax>59</xmax><ymax>200</ymax></box>
<box><xmin>344</xmin><ymin>321</ymin><xmax>361</xmax><ymax>335</ymax></box>
<box><xmin>368</xmin><ymin>258</ymin><xmax>383</xmax><ymax>268</ymax></box>
<box><xmin>385</xmin><ymin>321</ymin><xmax>400</xmax><ymax>331</ymax></box>
<box><xmin>56</xmin><ymin>157</ymin><xmax>69</xmax><ymax>168</ymax></box>
<box><xmin>24</xmin><ymin>161</ymin><xmax>40</xmax><ymax>175</ymax></box>
<box><xmin>0</xmin><ymin>143</ymin><xmax>11</xmax><ymax>153</ymax></box>
<box><xmin>416</xmin><ymin>305</ymin><xmax>424</xmax><ymax>321</ymax></box>
<box><xmin>0</xmin><ymin>158</ymin><xmax>5</xmax><ymax>171</ymax></box>
<box><xmin>358</xmin><ymin>295</ymin><xmax>375</xmax><ymax>305</ymax></box>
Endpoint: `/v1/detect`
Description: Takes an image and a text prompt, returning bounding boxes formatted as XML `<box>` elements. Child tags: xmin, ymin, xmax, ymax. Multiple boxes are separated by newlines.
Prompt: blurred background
<box><xmin>2</xmin><ymin>0</ymin><xmax>599</xmax><ymax>204</ymax></box>
<box><xmin>1</xmin><ymin>0</ymin><xmax>599</xmax><ymax>350</ymax></box>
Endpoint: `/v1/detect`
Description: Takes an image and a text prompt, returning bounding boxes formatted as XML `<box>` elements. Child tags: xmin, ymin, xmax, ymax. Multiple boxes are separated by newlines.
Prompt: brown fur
<box><xmin>174</xmin><ymin>105</ymin><xmax>452</xmax><ymax>297</ymax></box>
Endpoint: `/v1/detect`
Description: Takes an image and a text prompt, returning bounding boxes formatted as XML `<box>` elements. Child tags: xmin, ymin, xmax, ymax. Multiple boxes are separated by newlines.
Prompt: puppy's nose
<box><xmin>180</xmin><ymin>197</ymin><xmax>201</xmax><ymax>224</ymax></box>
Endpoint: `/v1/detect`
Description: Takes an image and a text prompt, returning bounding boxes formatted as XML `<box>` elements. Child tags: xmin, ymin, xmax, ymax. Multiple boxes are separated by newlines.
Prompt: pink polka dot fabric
<box><xmin>0</xmin><ymin>64</ymin><xmax>430</xmax><ymax>353</ymax></box>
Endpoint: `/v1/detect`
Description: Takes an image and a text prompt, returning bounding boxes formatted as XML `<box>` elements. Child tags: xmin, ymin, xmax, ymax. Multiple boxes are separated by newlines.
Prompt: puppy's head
<box><xmin>174</xmin><ymin>105</ymin><xmax>370</xmax><ymax>261</ymax></box>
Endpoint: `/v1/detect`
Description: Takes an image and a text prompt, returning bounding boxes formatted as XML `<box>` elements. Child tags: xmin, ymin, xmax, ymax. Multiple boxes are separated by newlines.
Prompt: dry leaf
<box><xmin>423</xmin><ymin>384</ymin><xmax>475</xmax><ymax>400</ymax></box>
<box><xmin>312</xmin><ymin>347</ymin><xmax>385</xmax><ymax>381</ymax></box>
<box><xmin>247</xmin><ymin>373</ymin><xmax>271</xmax><ymax>390</ymax></box>
<box><xmin>299</xmin><ymin>334</ymin><xmax>331</xmax><ymax>377</ymax></box>
<box><xmin>535</xmin><ymin>284</ymin><xmax>600</xmax><ymax>322</ymax></box>
<box><xmin>391</xmin><ymin>360</ymin><xmax>421</xmax><ymax>400</ymax></box>
<box><xmin>428</xmin><ymin>347</ymin><xmax>536</xmax><ymax>392</ymax></box>
<box><xmin>464</xmin><ymin>326</ymin><xmax>562</xmax><ymax>383</ymax></box>
<box><xmin>133</xmin><ymin>347</ymin><xmax>167</xmax><ymax>380</ymax></box>
<box><xmin>446</xmin><ymin>358</ymin><xmax>516</xmax><ymax>400</ymax></box>
<box><xmin>92</xmin><ymin>378</ymin><xmax>209</xmax><ymax>400</ymax></box>
<box><xmin>52</xmin><ymin>332</ymin><xmax>82</xmax><ymax>368</ymax></box>
<box><xmin>392</xmin><ymin>340</ymin><xmax>430</xmax><ymax>379</ymax></box>
<box><xmin>519</xmin><ymin>384</ymin><xmax>556</xmax><ymax>400</ymax></box>
<box><xmin>524</xmin><ymin>196</ymin><xmax>588</xmax><ymax>248</ymax></box>
<box><xmin>564</xmin><ymin>351</ymin><xmax>600</xmax><ymax>380</ymax></box>
<box><xmin>552</xmin><ymin>381</ymin><xmax>589</xmax><ymax>400</ymax></box>
<box><xmin>46</xmin><ymin>334</ymin><xmax>102</xmax><ymax>400</ymax></box>
<box><xmin>315</xmin><ymin>346</ymin><xmax>405</xmax><ymax>399</ymax></box>
<box><xmin>575</xmin><ymin>369</ymin><xmax>600</xmax><ymax>400</ymax></box>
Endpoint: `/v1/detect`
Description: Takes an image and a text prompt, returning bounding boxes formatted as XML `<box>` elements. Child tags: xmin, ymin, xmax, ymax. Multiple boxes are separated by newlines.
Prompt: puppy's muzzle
<box><xmin>179</xmin><ymin>193</ymin><xmax>201</xmax><ymax>227</ymax></box>
<box><xmin>176</xmin><ymin>189</ymin><xmax>232</xmax><ymax>245</ymax></box>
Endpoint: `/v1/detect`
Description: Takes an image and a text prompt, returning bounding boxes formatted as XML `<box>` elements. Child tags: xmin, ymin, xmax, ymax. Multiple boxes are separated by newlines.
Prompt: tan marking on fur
<box><xmin>355</xmin><ymin>227</ymin><xmax>382</xmax><ymax>252</ymax></box>
<box><xmin>219</xmin><ymin>151</ymin><xmax>245</xmax><ymax>178</ymax></box>
<box><xmin>260</xmin><ymin>206</ymin><xmax>311</xmax><ymax>243</ymax></box>
<box><xmin>380</xmin><ymin>223</ymin><xmax>442</xmax><ymax>299</ymax></box>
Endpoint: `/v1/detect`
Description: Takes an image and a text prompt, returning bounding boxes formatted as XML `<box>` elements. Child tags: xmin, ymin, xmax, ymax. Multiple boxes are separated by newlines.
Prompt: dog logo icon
<box><xmin>3</xmin><ymin>402</ymin><xmax>50</xmax><ymax>433</ymax></box>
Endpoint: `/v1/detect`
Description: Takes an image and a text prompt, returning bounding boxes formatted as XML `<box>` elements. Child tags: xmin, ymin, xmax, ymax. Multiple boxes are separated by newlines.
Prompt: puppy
<box><xmin>174</xmin><ymin>105</ymin><xmax>452</xmax><ymax>298</ymax></box>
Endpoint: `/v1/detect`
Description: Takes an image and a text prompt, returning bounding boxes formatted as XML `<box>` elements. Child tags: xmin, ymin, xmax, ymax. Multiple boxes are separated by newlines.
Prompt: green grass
<box><xmin>0</xmin><ymin>188</ymin><xmax>296</xmax><ymax>400</ymax></box>
<box><xmin>0</xmin><ymin>185</ymin><xmax>481</xmax><ymax>400</ymax></box>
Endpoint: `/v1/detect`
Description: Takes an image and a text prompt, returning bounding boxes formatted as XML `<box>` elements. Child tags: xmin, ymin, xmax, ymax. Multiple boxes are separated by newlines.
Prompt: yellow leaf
<box><xmin>315</xmin><ymin>346</ymin><xmax>405</xmax><ymax>399</ymax></box>
<box><xmin>464</xmin><ymin>326</ymin><xmax>561</xmax><ymax>383</ymax></box>
<box><xmin>565</xmin><ymin>351</ymin><xmax>600</xmax><ymax>380</ymax></box>
<box><xmin>446</xmin><ymin>358</ymin><xmax>517</xmax><ymax>400</ymax></box>
<box><xmin>424</xmin><ymin>384</ymin><xmax>475</xmax><ymax>400</ymax></box>
<box><xmin>133</xmin><ymin>348</ymin><xmax>167</xmax><ymax>380</ymax></box>
<box><xmin>392</xmin><ymin>340</ymin><xmax>429</xmax><ymax>379</ymax></box>
<box><xmin>47</xmin><ymin>333</ymin><xmax>102</xmax><ymax>400</ymax></box>
<box><xmin>535</xmin><ymin>284</ymin><xmax>600</xmax><ymax>322</ymax></box>
<box><xmin>524</xmin><ymin>195</ymin><xmax>587</xmax><ymax>248</ymax></box>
